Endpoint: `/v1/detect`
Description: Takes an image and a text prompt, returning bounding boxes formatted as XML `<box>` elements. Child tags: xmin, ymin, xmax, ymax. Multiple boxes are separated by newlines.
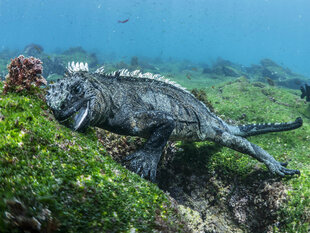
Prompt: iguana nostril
<box><xmin>60</xmin><ymin>102</ymin><xmax>66</xmax><ymax>110</ymax></box>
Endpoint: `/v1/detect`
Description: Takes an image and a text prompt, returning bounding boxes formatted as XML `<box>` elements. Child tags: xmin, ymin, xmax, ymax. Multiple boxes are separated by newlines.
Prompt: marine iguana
<box><xmin>46</xmin><ymin>62</ymin><xmax>302</xmax><ymax>182</ymax></box>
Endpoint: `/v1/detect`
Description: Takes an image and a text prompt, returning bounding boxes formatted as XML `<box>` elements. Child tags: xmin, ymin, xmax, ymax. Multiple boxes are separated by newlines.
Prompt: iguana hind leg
<box><xmin>122</xmin><ymin>111</ymin><xmax>175</xmax><ymax>182</ymax></box>
<box><xmin>208</xmin><ymin>127</ymin><xmax>300</xmax><ymax>176</ymax></box>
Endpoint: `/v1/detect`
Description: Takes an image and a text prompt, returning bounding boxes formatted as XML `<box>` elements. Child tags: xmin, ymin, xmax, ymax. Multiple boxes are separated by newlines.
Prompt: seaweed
<box><xmin>191</xmin><ymin>88</ymin><xmax>214</xmax><ymax>112</ymax></box>
<box><xmin>3</xmin><ymin>55</ymin><xmax>46</xmax><ymax>94</ymax></box>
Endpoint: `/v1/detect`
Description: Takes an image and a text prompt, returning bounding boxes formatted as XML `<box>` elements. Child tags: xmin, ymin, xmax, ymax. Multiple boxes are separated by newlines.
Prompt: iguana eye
<box><xmin>73</xmin><ymin>86</ymin><xmax>82</xmax><ymax>94</ymax></box>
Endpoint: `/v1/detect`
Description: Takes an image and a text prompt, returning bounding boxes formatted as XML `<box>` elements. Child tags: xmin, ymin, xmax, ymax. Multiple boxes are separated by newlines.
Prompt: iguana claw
<box><xmin>124</xmin><ymin>150</ymin><xmax>160</xmax><ymax>182</ymax></box>
<box><xmin>266</xmin><ymin>160</ymin><xmax>300</xmax><ymax>177</ymax></box>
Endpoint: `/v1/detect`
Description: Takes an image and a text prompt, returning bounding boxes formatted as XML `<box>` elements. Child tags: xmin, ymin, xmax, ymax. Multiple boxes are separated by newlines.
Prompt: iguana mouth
<box><xmin>61</xmin><ymin>101</ymin><xmax>90</xmax><ymax>131</ymax></box>
<box><xmin>73</xmin><ymin>101</ymin><xmax>90</xmax><ymax>131</ymax></box>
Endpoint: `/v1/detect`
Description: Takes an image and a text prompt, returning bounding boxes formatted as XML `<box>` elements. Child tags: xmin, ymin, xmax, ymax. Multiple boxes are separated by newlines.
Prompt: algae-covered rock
<box><xmin>202</xmin><ymin>58</ymin><xmax>245</xmax><ymax>78</ymax></box>
<box><xmin>0</xmin><ymin>82</ymin><xmax>189</xmax><ymax>232</ymax></box>
<box><xmin>23</xmin><ymin>44</ymin><xmax>44</xmax><ymax>57</ymax></box>
<box><xmin>247</xmin><ymin>58</ymin><xmax>308</xmax><ymax>89</ymax></box>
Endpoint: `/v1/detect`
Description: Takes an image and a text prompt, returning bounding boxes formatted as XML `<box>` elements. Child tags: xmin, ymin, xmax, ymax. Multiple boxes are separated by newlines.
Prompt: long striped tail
<box><xmin>234</xmin><ymin>117</ymin><xmax>303</xmax><ymax>137</ymax></box>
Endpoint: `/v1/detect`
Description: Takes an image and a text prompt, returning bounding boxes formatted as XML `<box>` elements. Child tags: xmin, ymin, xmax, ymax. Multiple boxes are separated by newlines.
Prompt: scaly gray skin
<box><xmin>46</xmin><ymin>68</ymin><xmax>302</xmax><ymax>182</ymax></box>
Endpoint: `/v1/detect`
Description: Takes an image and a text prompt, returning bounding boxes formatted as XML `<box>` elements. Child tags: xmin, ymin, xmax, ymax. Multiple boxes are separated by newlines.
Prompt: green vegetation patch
<box><xmin>0</xmin><ymin>83</ymin><xmax>186</xmax><ymax>232</ymax></box>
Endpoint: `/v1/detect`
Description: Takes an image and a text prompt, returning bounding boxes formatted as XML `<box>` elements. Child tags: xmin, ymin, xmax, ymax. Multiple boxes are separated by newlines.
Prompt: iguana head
<box><xmin>46</xmin><ymin>72</ymin><xmax>97</xmax><ymax>131</ymax></box>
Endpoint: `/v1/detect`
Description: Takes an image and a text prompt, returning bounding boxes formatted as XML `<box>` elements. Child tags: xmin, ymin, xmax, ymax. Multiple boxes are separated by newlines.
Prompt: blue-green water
<box><xmin>0</xmin><ymin>0</ymin><xmax>310</xmax><ymax>75</ymax></box>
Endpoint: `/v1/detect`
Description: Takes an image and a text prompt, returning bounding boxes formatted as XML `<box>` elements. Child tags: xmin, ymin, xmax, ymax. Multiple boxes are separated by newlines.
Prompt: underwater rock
<box><xmin>222</xmin><ymin>66</ymin><xmax>240</xmax><ymax>77</ymax></box>
<box><xmin>211</xmin><ymin>65</ymin><xmax>242</xmax><ymax>77</ymax></box>
<box><xmin>0</xmin><ymin>48</ymin><xmax>19</xmax><ymax>60</ymax></box>
<box><xmin>5</xmin><ymin>199</ymin><xmax>42</xmax><ymax>233</ymax></box>
<box><xmin>259</xmin><ymin>59</ymin><xmax>287</xmax><ymax>81</ymax></box>
<box><xmin>214</xmin><ymin>57</ymin><xmax>234</xmax><ymax>67</ymax></box>
<box><xmin>228</xmin><ymin>178</ymin><xmax>287</xmax><ymax>232</ymax></box>
<box><xmin>38</xmin><ymin>47</ymin><xmax>99</xmax><ymax>78</ymax></box>
<box><xmin>139</xmin><ymin>60</ymin><xmax>158</xmax><ymax>71</ymax></box>
<box><xmin>252</xmin><ymin>82</ymin><xmax>266</xmax><ymax>88</ymax></box>
<box><xmin>261</xmin><ymin>68</ymin><xmax>280</xmax><ymax>80</ymax></box>
<box><xmin>88</xmin><ymin>53</ymin><xmax>99</xmax><ymax>67</ymax></box>
<box><xmin>246</xmin><ymin>59</ymin><xmax>307</xmax><ymax>89</ymax></box>
<box><xmin>179</xmin><ymin>64</ymin><xmax>199</xmax><ymax>72</ymax></box>
<box><xmin>5</xmin><ymin>199</ymin><xmax>59</xmax><ymax>232</ymax></box>
<box><xmin>130</xmin><ymin>56</ymin><xmax>139</xmax><ymax>67</ymax></box>
<box><xmin>156</xmin><ymin>146</ymin><xmax>289</xmax><ymax>233</ymax></box>
<box><xmin>62</xmin><ymin>46</ymin><xmax>87</xmax><ymax>56</ymax></box>
<box><xmin>130</xmin><ymin>56</ymin><xmax>158</xmax><ymax>71</ymax></box>
<box><xmin>265</xmin><ymin>77</ymin><xmax>275</xmax><ymax>86</ymax></box>
<box><xmin>96</xmin><ymin>128</ymin><xmax>179</xmax><ymax>164</ymax></box>
<box><xmin>115</xmin><ymin>61</ymin><xmax>130</xmax><ymax>70</ymax></box>
<box><xmin>245</xmin><ymin>64</ymin><xmax>262</xmax><ymax>75</ymax></box>
<box><xmin>41</xmin><ymin>56</ymin><xmax>66</xmax><ymax>78</ymax></box>
<box><xmin>300</xmin><ymin>84</ymin><xmax>310</xmax><ymax>102</ymax></box>
<box><xmin>201</xmin><ymin>58</ymin><xmax>244</xmax><ymax>78</ymax></box>
<box><xmin>62</xmin><ymin>47</ymin><xmax>99</xmax><ymax>67</ymax></box>
<box><xmin>279</xmin><ymin>78</ymin><xmax>305</xmax><ymax>89</ymax></box>
<box><xmin>202</xmin><ymin>67</ymin><xmax>212</xmax><ymax>74</ymax></box>
<box><xmin>23</xmin><ymin>44</ymin><xmax>44</xmax><ymax>57</ymax></box>
<box><xmin>260</xmin><ymin>58</ymin><xmax>280</xmax><ymax>67</ymax></box>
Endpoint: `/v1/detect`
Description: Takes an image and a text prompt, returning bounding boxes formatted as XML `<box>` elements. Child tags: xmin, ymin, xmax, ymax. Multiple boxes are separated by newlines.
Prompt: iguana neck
<box><xmin>87</xmin><ymin>76</ymin><xmax>112</xmax><ymax>127</ymax></box>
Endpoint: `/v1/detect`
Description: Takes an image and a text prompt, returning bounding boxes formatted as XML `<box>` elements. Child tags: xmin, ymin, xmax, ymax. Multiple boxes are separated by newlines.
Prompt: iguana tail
<box><xmin>233</xmin><ymin>117</ymin><xmax>303</xmax><ymax>137</ymax></box>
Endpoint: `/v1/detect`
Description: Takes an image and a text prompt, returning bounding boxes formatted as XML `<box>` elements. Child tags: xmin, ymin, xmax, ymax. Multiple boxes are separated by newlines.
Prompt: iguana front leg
<box><xmin>209</xmin><ymin>128</ymin><xmax>300</xmax><ymax>176</ymax></box>
<box><xmin>111</xmin><ymin>111</ymin><xmax>175</xmax><ymax>182</ymax></box>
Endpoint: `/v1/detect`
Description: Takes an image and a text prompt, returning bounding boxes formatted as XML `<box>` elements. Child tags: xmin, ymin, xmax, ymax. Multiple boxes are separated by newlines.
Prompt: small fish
<box><xmin>212</xmin><ymin>86</ymin><xmax>215</xmax><ymax>89</ymax></box>
<box><xmin>186</xmin><ymin>74</ymin><xmax>191</xmax><ymax>80</ymax></box>
<box><xmin>118</xmin><ymin>19</ymin><xmax>129</xmax><ymax>23</ymax></box>
<box><xmin>191</xmin><ymin>67</ymin><xmax>198</xmax><ymax>71</ymax></box>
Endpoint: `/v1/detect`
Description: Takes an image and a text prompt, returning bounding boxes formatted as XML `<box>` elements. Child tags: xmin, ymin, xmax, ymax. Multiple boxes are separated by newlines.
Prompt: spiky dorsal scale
<box><xmin>66</xmin><ymin>62</ymin><xmax>213</xmax><ymax>113</ymax></box>
<box><xmin>106</xmin><ymin>68</ymin><xmax>190</xmax><ymax>93</ymax></box>
<box><xmin>67</xmin><ymin>62</ymin><xmax>188</xmax><ymax>93</ymax></box>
